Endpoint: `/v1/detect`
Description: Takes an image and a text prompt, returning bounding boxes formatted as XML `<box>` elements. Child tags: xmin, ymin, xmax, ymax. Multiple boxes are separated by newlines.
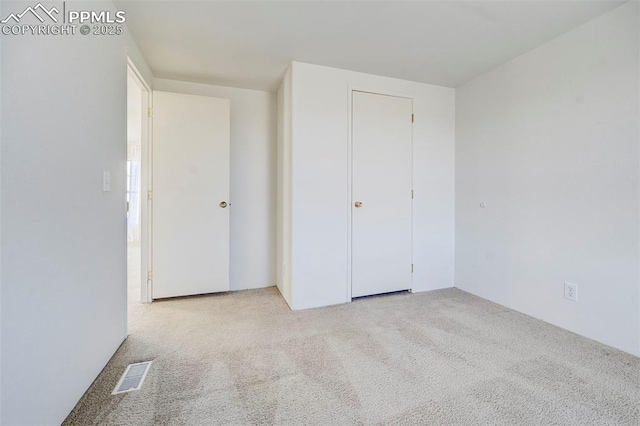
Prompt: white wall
<box><xmin>285</xmin><ymin>62</ymin><xmax>455</xmax><ymax>310</ymax></box>
<box><xmin>455</xmin><ymin>1</ymin><xmax>639</xmax><ymax>356</ymax></box>
<box><xmin>1</xmin><ymin>2</ymin><xmax>153</xmax><ymax>423</ymax></box>
<box><xmin>276</xmin><ymin>67</ymin><xmax>293</xmax><ymax>306</ymax></box>
<box><xmin>0</xmin><ymin>2</ymin><xmax>4</xmax><ymax>421</ymax></box>
<box><xmin>154</xmin><ymin>79</ymin><xmax>277</xmax><ymax>291</ymax></box>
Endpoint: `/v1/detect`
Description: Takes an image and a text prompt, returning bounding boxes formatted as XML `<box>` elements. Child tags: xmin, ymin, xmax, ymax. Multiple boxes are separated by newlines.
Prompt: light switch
<box><xmin>103</xmin><ymin>171</ymin><xmax>111</xmax><ymax>192</ymax></box>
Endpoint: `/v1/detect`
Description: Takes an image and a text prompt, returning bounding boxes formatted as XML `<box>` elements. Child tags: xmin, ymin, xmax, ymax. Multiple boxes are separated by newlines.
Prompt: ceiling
<box><xmin>118</xmin><ymin>1</ymin><xmax>626</xmax><ymax>92</ymax></box>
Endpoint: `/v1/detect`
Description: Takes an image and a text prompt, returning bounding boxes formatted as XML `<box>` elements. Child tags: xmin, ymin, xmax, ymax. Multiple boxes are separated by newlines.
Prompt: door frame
<box><xmin>347</xmin><ymin>87</ymin><xmax>414</xmax><ymax>302</ymax></box>
<box><xmin>127</xmin><ymin>58</ymin><xmax>153</xmax><ymax>303</ymax></box>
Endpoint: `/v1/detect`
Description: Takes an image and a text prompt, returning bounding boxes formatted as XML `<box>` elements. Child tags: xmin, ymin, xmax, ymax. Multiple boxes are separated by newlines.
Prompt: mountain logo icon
<box><xmin>1</xmin><ymin>3</ymin><xmax>60</xmax><ymax>24</ymax></box>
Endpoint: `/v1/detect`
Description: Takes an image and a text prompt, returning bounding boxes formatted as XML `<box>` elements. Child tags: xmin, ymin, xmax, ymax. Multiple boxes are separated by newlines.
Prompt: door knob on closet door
<box><xmin>354</xmin><ymin>201</ymin><xmax>363</xmax><ymax>208</ymax></box>
<box><xmin>219</xmin><ymin>201</ymin><xmax>228</xmax><ymax>208</ymax></box>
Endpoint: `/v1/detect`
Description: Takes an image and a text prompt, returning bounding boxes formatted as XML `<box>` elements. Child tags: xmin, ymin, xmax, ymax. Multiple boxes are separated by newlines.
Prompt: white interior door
<box><xmin>152</xmin><ymin>91</ymin><xmax>230</xmax><ymax>299</ymax></box>
<box><xmin>352</xmin><ymin>91</ymin><xmax>413</xmax><ymax>298</ymax></box>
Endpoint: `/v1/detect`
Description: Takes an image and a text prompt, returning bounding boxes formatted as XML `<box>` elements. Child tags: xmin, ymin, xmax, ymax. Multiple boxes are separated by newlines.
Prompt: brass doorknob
<box><xmin>354</xmin><ymin>201</ymin><xmax>363</xmax><ymax>208</ymax></box>
<box><xmin>219</xmin><ymin>201</ymin><xmax>228</xmax><ymax>208</ymax></box>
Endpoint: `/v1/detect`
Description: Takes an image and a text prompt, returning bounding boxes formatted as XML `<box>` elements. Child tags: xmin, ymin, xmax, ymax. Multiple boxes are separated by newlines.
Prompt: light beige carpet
<box><xmin>64</xmin><ymin>287</ymin><xmax>639</xmax><ymax>425</ymax></box>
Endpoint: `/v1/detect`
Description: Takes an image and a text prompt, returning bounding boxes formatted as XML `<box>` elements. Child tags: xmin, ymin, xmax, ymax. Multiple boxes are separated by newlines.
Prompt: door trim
<box><xmin>347</xmin><ymin>88</ymin><xmax>414</xmax><ymax>302</ymax></box>
<box><xmin>127</xmin><ymin>58</ymin><xmax>153</xmax><ymax>304</ymax></box>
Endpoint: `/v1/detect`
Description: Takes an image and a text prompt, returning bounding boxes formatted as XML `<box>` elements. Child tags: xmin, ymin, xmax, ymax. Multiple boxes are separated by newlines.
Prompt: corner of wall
<box><xmin>124</xmin><ymin>25</ymin><xmax>154</xmax><ymax>88</ymax></box>
<box><xmin>276</xmin><ymin>65</ymin><xmax>294</xmax><ymax>309</ymax></box>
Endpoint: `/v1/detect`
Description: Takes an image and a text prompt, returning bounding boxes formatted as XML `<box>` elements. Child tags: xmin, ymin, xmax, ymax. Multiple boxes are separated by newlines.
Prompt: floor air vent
<box><xmin>112</xmin><ymin>361</ymin><xmax>152</xmax><ymax>395</ymax></box>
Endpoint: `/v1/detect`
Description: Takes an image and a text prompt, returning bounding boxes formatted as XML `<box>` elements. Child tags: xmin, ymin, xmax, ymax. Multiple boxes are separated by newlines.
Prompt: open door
<box><xmin>126</xmin><ymin>60</ymin><xmax>151</xmax><ymax>309</ymax></box>
<box><xmin>151</xmin><ymin>91</ymin><xmax>231</xmax><ymax>298</ymax></box>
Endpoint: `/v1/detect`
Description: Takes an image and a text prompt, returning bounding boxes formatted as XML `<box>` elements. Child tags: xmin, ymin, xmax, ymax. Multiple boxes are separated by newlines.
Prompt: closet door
<box><xmin>152</xmin><ymin>91</ymin><xmax>230</xmax><ymax>299</ymax></box>
<box><xmin>351</xmin><ymin>91</ymin><xmax>413</xmax><ymax>298</ymax></box>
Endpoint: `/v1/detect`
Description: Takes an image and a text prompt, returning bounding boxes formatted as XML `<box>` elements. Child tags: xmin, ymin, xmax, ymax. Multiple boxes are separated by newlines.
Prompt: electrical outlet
<box><xmin>564</xmin><ymin>282</ymin><xmax>578</xmax><ymax>302</ymax></box>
